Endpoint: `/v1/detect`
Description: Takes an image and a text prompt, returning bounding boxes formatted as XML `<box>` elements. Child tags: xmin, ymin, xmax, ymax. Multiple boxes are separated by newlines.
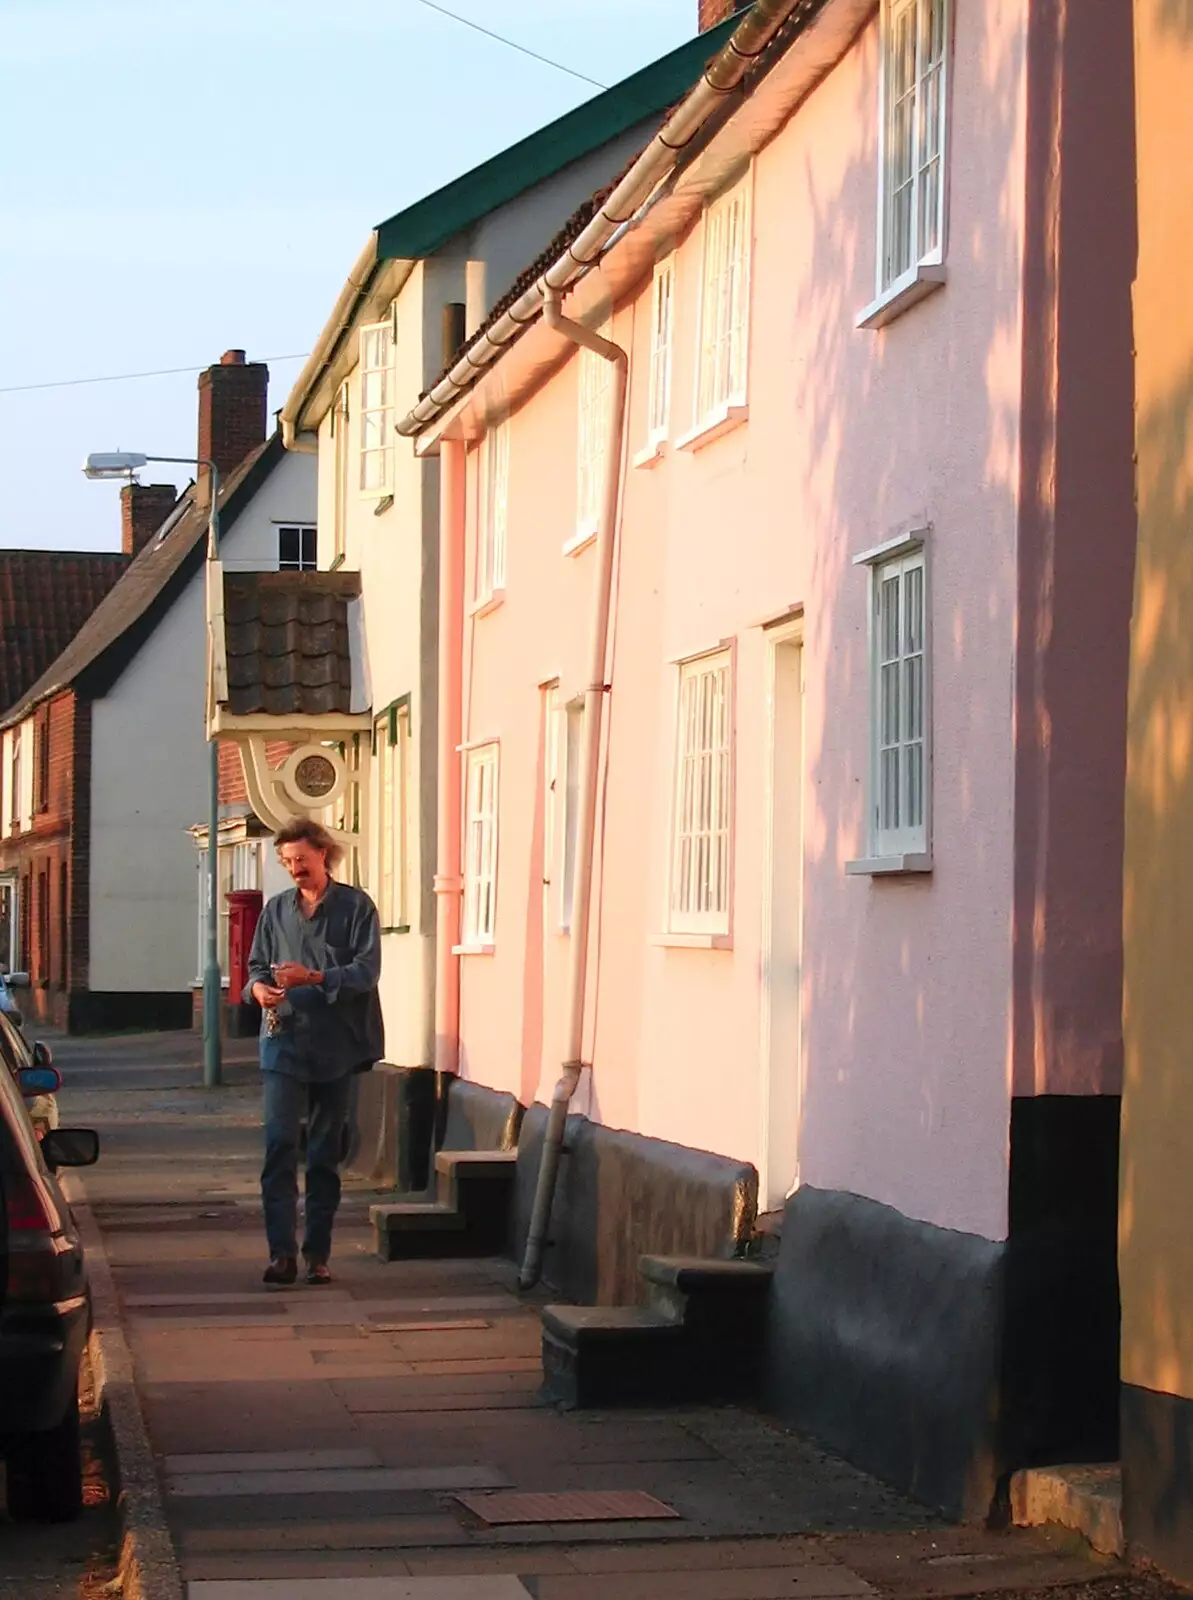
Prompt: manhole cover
<box><xmin>455</xmin><ymin>1489</ymin><xmax>680</xmax><ymax>1525</ymax></box>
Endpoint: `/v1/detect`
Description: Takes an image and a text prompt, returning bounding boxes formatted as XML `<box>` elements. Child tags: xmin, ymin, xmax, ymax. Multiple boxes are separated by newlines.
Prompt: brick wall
<box><xmin>0</xmin><ymin>691</ymin><xmax>87</xmax><ymax>1029</ymax></box>
<box><xmin>218</xmin><ymin>739</ymin><xmax>296</xmax><ymax>807</ymax></box>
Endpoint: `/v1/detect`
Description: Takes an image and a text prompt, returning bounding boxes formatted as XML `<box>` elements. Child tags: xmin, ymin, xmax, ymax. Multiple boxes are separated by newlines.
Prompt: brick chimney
<box><xmin>699</xmin><ymin>0</ymin><xmax>751</xmax><ymax>28</ymax></box>
<box><xmin>196</xmin><ymin>349</ymin><xmax>269</xmax><ymax>506</ymax></box>
<box><xmin>120</xmin><ymin>483</ymin><xmax>178</xmax><ymax>558</ymax></box>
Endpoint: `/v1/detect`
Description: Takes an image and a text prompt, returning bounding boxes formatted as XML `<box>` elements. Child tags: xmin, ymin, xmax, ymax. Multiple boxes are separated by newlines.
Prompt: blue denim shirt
<box><xmin>244</xmin><ymin>882</ymin><xmax>383</xmax><ymax>1083</ymax></box>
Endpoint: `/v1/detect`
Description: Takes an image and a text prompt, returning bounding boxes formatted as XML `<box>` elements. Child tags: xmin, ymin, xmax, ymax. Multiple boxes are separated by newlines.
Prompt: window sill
<box><xmin>845</xmin><ymin>853</ymin><xmax>934</xmax><ymax>877</ymax></box>
<box><xmin>563</xmin><ymin>526</ymin><xmax>597</xmax><ymax>558</ymax></box>
<box><xmin>469</xmin><ymin>589</ymin><xmax>506</xmax><ymax>619</ymax></box>
<box><xmin>676</xmin><ymin>404</ymin><xmax>748</xmax><ymax>454</ymax></box>
<box><xmin>453</xmin><ymin>942</ymin><xmax>495</xmax><ymax>956</ymax></box>
<box><xmin>856</xmin><ymin>264</ymin><xmax>947</xmax><ymax>331</ymax></box>
<box><xmin>633</xmin><ymin>439</ymin><xmax>668</xmax><ymax>470</ymax></box>
<box><xmin>649</xmin><ymin>931</ymin><xmax>733</xmax><ymax>950</ymax></box>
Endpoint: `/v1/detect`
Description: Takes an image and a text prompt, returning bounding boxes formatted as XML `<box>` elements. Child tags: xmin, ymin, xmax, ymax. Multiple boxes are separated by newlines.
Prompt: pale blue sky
<box><xmin>0</xmin><ymin>0</ymin><xmax>698</xmax><ymax>551</ymax></box>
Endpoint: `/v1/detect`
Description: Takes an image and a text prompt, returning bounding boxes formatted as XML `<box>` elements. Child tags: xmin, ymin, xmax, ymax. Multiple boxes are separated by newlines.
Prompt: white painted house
<box><xmin>0</xmin><ymin>352</ymin><xmax>314</xmax><ymax>1031</ymax></box>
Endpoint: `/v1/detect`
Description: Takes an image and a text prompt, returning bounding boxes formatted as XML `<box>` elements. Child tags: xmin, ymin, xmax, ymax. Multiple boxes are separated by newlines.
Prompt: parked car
<box><xmin>0</xmin><ymin>970</ymin><xmax>29</xmax><ymax>1035</ymax></box>
<box><xmin>0</xmin><ymin>1018</ymin><xmax>60</xmax><ymax>1142</ymax></box>
<box><xmin>0</xmin><ymin>1013</ymin><xmax>99</xmax><ymax>1522</ymax></box>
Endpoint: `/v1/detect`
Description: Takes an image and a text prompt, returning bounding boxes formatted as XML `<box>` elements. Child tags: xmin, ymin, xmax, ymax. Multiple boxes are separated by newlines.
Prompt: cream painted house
<box><xmin>275</xmin><ymin>19</ymin><xmax>743</xmax><ymax>1084</ymax></box>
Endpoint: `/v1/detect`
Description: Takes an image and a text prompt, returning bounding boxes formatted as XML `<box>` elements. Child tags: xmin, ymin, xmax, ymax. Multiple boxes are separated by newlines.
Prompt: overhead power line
<box><xmin>410</xmin><ymin>0</ymin><xmax>608</xmax><ymax>90</ymax></box>
<box><xmin>0</xmin><ymin>354</ymin><xmax>310</xmax><ymax>397</ymax></box>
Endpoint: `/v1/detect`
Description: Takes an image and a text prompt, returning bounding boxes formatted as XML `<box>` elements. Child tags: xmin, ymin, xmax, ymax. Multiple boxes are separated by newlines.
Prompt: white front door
<box><xmin>759</xmin><ymin>628</ymin><xmax>804</xmax><ymax>1213</ymax></box>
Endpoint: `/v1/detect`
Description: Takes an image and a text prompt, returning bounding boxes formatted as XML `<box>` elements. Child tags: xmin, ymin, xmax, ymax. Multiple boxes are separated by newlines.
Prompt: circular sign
<box><xmin>293</xmin><ymin>754</ymin><xmax>338</xmax><ymax>800</ymax></box>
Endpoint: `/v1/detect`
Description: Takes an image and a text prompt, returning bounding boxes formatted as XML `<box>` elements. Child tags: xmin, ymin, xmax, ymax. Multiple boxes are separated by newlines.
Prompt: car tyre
<box><xmin>5</xmin><ymin>1394</ymin><xmax>83</xmax><ymax>1523</ymax></box>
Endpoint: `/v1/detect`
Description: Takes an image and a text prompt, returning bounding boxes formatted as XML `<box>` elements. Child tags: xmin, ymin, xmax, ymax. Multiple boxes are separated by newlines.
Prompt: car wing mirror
<box><xmin>6</xmin><ymin>972</ymin><xmax>30</xmax><ymax>989</ymax></box>
<box><xmin>17</xmin><ymin>1065</ymin><xmax>62</xmax><ymax>1097</ymax></box>
<box><xmin>40</xmin><ymin>1128</ymin><xmax>100</xmax><ymax>1170</ymax></box>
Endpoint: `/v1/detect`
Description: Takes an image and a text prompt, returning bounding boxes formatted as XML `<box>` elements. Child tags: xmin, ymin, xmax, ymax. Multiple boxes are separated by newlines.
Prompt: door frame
<box><xmin>758</xmin><ymin>619</ymin><xmax>805</xmax><ymax>1213</ymax></box>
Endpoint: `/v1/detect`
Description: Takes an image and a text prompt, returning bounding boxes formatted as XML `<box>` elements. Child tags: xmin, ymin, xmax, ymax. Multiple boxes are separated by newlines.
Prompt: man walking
<box><xmin>246</xmin><ymin>818</ymin><xmax>383</xmax><ymax>1286</ymax></box>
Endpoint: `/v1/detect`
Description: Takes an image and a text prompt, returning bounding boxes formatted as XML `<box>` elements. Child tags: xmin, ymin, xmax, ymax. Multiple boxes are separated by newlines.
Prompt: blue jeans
<box><xmin>261</xmin><ymin>1070</ymin><xmax>353</xmax><ymax>1263</ymax></box>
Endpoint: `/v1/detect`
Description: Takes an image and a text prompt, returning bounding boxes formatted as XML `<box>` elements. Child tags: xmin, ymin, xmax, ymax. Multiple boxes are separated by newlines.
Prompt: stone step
<box><xmin>542</xmin><ymin>1304</ymin><xmax>685</xmax><ymax>1408</ymax></box>
<box><xmin>372</xmin><ymin>1151</ymin><xmax>519</xmax><ymax>1263</ymax></box>
<box><xmin>1010</xmin><ymin>1462</ymin><xmax>1123</xmax><ymax>1557</ymax></box>
<box><xmin>435</xmin><ymin>1148</ymin><xmax>519</xmax><ymax>1210</ymax></box>
<box><xmin>541</xmin><ymin>1252</ymin><xmax>775</xmax><ymax>1410</ymax></box>
<box><xmin>637</xmin><ymin>1254</ymin><xmax>775</xmax><ymax>1292</ymax></box>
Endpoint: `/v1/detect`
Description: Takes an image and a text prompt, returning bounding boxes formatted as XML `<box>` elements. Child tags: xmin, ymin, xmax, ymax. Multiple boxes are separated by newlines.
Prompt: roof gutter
<box><xmin>281</xmin><ymin>233</ymin><xmax>380</xmax><ymax>452</ymax></box>
<box><xmin>397</xmin><ymin>0</ymin><xmax>815</xmax><ymax>438</ymax></box>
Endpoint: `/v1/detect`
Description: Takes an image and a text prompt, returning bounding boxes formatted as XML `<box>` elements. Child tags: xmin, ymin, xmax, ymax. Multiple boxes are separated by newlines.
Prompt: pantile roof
<box><xmin>222</xmin><ymin>570</ymin><xmax>360</xmax><ymax>719</ymax></box>
<box><xmin>0</xmin><ymin>550</ymin><xmax>129</xmax><ymax>715</ymax></box>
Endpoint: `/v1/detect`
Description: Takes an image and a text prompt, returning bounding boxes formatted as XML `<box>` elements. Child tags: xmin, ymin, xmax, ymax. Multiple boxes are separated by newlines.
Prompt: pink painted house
<box><xmin>399</xmin><ymin>0</ymin><xmax>1135</xmax><ymax>1517</ymax></box>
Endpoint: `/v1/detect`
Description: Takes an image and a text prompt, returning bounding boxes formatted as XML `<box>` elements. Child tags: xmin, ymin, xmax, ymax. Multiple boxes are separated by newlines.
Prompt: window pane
<box><xmin>672</xmin><ymin>656</ymin><xmax>731</xmax><ymax>928</ymax></box>
<box><xmin>882</xmin><ymin>0</ymin><xmax>947</xmax><ymax>286</ymax></box>
<box><xmin>906</xmin><ymin>740</ymin><xmax>924</xmax><ymax>829</ymax></box>
<box><xmin>873</xmin><ymin>551</ymin><xmax>927</xmax><ymax>850</ymax></box>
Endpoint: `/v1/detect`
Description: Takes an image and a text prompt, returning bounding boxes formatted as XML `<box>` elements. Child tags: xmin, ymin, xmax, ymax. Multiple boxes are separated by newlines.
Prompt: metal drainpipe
<box><xmin>433</xmin><ymin>435</ymin><xmax>467</xmax><ymax>1080</ymax></box>
<box><xmin>519</xmin><ymin>290</ymin><xmax>629</xmax><ymax>1291</ymax></box>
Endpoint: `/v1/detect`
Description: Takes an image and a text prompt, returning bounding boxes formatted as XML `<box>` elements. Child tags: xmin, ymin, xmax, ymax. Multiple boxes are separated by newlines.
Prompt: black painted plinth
<box><xmin>1122</xmin><ymin>1382</ymin><xmax>1193</xmax><ymax>1587</ymax></box>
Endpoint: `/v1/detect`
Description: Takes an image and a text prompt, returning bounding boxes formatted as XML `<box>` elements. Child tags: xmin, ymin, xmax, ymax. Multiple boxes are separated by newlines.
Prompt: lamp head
<box><xmin>83</xmin><ymin>451</ymin><xmax>149</xmax><ymax>480</ymax></box>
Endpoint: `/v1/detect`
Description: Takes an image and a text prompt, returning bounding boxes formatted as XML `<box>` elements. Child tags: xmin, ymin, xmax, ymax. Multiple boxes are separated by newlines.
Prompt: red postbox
<box><xmin>227</xmin><ymin>889</ymin><xmax>264</xmax><ymax>1006</ymax></box>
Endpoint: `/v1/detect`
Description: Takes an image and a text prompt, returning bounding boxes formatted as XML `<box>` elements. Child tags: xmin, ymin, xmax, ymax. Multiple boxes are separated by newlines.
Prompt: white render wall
<box><xmin>316</xmin><ymin>262</ymin><xmax>439</xmax><ymax>1068</ymax></box>
<box><xmin>89</xmin><ymin>448</ymin><xmax>315</xmax><ymax>994</ymax></box>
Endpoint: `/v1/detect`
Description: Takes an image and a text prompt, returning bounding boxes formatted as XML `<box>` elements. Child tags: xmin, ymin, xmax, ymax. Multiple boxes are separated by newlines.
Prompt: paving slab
<box><xmin>167</xmin><ymin>1448</ymin><xmax>383</xmax><ymax>1474</ymax></box>
<box><xmin>63</xmin><ymin>1033</ymin><xmax>1129</xmax><ymax>1600</ymax></box>
<box><xmin>528</xmin><ymin>1572</ymin><xmax>873</xmax><ymax>1599</ymax></box>
<box><xmin>169</xmin><ymin>1465</ymin><xmax>512</xmax><ymax>1498</ymax></box>
<box><xmin>189</xmin><ymin>1581</ymin><xmax>531</xmax><ymax>1598</ymax></box>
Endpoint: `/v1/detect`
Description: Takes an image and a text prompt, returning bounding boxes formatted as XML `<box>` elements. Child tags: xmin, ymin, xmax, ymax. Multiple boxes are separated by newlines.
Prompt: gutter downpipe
<box><xmin>434</xmin><ymin>438</ymin><xmax>468</xmax><ymax>1079</ymax></box>
<box><xmin>396</xmin><ymin>0</ymin><xmax>803</xmax><ymax>441</ymax></box>
<box><xmin>519</xmin><ymin>291</ymin><xmax>629</xmax><ymax>1292</ymax></box>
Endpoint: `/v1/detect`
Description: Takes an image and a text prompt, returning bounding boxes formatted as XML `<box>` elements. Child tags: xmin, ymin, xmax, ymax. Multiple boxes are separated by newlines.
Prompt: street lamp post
<box><xmin>83</xmin><ymin>451</ymin><xmax>224</xmax><ymax>1087</ymax></box>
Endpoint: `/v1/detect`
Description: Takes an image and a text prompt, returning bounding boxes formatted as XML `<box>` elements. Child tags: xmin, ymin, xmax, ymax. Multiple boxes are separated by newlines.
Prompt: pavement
<box><xmin>46</xmin><ymin>1030</ymin><xmax>1162</xmax><ymax>1600</ymax></box>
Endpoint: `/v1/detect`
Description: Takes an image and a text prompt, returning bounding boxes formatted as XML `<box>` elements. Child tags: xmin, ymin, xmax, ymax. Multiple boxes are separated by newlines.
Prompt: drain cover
<box><xmin>456</xmin><ymin>1489</ymin><xmax>680</xmax><ymax>1525</ymax></box>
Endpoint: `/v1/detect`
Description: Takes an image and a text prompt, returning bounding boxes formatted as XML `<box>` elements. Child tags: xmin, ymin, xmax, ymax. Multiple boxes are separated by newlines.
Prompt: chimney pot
<box><xmin>221</xmin><ymin>349</ymin><xmax>246</xmax><ymax>366</ymax></box>
<box><xmin>120</xmin><ymin>483</ymin><xmax>178</xmax><ymax>559</ymax></box>
<box><xmin>699</xmin><ymin>0</ymin><xmax>750</xmax><ymax>29</ymax></box>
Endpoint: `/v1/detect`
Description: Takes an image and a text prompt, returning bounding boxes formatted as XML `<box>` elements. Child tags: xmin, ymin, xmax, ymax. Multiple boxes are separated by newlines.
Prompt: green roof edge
<box><xmin>374</xmin><ymin>16</ymin><xmax>740</xmax><ymax>263</ymax></box>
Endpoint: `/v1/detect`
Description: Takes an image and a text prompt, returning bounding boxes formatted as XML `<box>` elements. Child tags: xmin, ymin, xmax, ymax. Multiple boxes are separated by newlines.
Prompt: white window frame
<box><xmin>358</xmin><ymin>316</ymin><xmax>395</xmax><ymax>497</ymax></box>
<box><xmin>374</xmin><ymin>701</ymin><xmax>410</xmax><ymax>931</ymax></box>
<box><xmin>462</xmin><ymin>742</ymin><xmax>499</xmax><ymax>948</ymax></box>
<box><xmin>277</xmin><ymin>524</ymin><xmax>317</xmax><ymax>572</ymax></box>
<box><xmin>692</xmin><ymin>178</ymin><xmax>752</xmax><ymax>433</ymax></box>
<box><xmin>477</xmin><ymin>421</ymin><xmax>509</xmax><ymax>603</ymax></box>
<box><xmin>570</xmin><ymin>323</ymin><xmax>614</xmax><ymax>553</ymax></box>
<box><xmin>646</xmin><ymin>258</ymin><xmax>675</xmax><ymax>448</ymax></box>
<box><xmin>860</xmin><ymin>0</ymin><xmax>951</xmax><ymax>326</ymax></box>
<box><xmin>667</xmin><ymin>649</ymin><xmax>734</xmax><ymax>937</ymax></box>
<box><xmin>848</xmin><ymin>533</ymin><xmax>933</xmax><ymax>874</ymax></box>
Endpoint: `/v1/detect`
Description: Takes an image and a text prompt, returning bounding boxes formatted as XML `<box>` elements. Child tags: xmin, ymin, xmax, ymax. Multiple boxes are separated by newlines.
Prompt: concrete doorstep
<box><xmin>1010</xmin><ymin>1463</ymin><xmax>1125</xmax><ymax>1557</ymax></box>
